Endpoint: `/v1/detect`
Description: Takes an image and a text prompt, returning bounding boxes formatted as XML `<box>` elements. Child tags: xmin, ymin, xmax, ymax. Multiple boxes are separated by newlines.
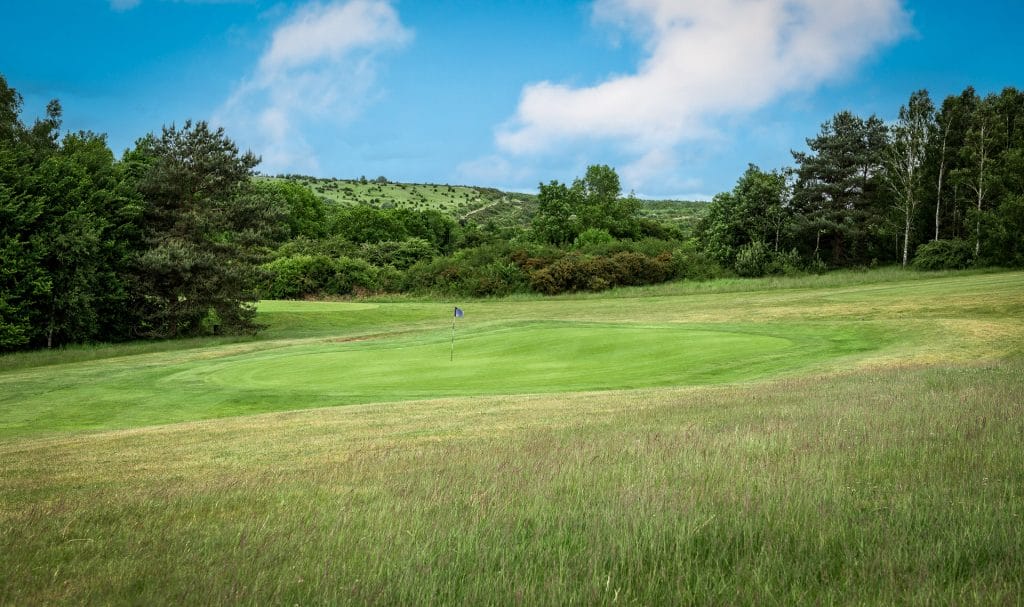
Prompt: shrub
<box><xmin>734</xmin><ymin>241</ymin><xmax>772</xmax><ymax>277</ymax></box>
<box><xmin>358</xmin><ymin>238</ymin><xmax>436</xmax><ymax>270</ymax></box>
<box><xmin>670</xmin><ymin>246</ymin><xmax>726</xmax><ymax>281</ymax></box>
<box><xmin>325</xmin><ymin>257</ymin><xmax>376</xmax><ymax>295</ymax></box>
<box><xmin>912</xmin><ymin>239</ymin><xmax>974</xmax><ymax>270</ymax></box>
<box><xmin>261</xmin><ymin>255</ymin><xmax>337</xmax><ymax>299</ymax></box>
<box><xmin>573</xmin><ymin>228</ymin><xmax>615</xmax><ymax>249</ymax></box>
<box><xmin>768</xmin><ymin>248</ymin><xmax>805</xmax><ymax>275</ymax></box>
<box><xmin>466</xmin><ymin>261</ymin><xmax>527</xmax><ymax>297</ymax></box>
<box><xmin>261</xmin><ymin>255</ymin><xmax>377</xmax><ymax>298</ymax></box>
<box><xmin>404</xmin><ymin>257</ymin><xmax>472</xmax><ymax>294</ymax></box>
<box><xmin>527</xmin><ymin>251</ymin><xmax>674</xmax><ymax>294</ymax></box>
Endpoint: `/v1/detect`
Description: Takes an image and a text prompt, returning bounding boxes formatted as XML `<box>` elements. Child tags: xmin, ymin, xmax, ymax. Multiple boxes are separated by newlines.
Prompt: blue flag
<box><xmin>454</xmin><ymin>307</ymin><xmax>464</xmax><ymax>318</ymax></box>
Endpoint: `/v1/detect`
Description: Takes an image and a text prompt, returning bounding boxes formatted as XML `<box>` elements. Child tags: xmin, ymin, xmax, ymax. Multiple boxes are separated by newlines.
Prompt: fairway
<box><xmin>190</xmin><ymin>322</ymin><xmax>871</xmax><ymax>397</ymax></box>
<box><xmin>2</xmin><ymin>270</ymin><xmax>1023</xmax><ymax>605</ymax></box>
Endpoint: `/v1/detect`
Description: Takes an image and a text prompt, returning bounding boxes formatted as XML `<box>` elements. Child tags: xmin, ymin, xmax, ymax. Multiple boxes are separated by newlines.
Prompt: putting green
<box><xmin>174</xmin><ymin>321</ymin><xmax>873</xmax><ymax>401</ymax></box>
<box><xmin>0</xmin><ymin>320</ymin><xmax>885</xmax><ymax>438</ymax></box>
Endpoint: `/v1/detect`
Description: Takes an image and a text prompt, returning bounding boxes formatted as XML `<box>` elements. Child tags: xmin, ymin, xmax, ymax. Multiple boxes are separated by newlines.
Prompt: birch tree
<box><xmin>884</xmin><ymin>90</ymin><xmax>934</xmax><ymax>267</ymax></box>
<box><xmin>958</xmin><ymin>97</ymin><xmax>1002</xmax><ymax>257</ymax></box>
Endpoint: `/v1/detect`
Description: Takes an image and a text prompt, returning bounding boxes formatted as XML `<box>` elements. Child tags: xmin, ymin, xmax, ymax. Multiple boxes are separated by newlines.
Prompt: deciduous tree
<box><xmin>884</xmin><ymin>90</ymin><xmax>934</xmax><ymax>267</ymax></box>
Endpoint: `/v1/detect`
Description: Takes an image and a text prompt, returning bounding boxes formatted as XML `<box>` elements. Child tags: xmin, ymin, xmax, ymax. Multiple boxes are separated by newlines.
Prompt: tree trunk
<box><xmin>973</xmin><ymin>124</ymin><xmax>987</xmax><ymax>257</ymax></box>
<box><xmin>934</xmin><ymin>128</ymin><xmax>947</xmax><ymax>241</ymax></box>
<box><xmin>902</xmin><ymin>213</ymin><xmax>911</xmax><ymax>267</ymax></box>
<box><xmin>975</xmin><ymin>189</ymin><xmax>983</xmax><ymax>257</ymax></box>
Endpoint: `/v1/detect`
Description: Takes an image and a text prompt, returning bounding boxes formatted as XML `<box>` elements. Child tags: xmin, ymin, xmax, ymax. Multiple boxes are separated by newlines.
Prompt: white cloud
<box><xmin>495</xmin><ymin>0</ymin><xmax>910</xmax><ymax>190</ymax></box>
<box><xmin>214</xmin><ymin>0</ymin><xmax>412</xmax><ymax>173</ymax></box>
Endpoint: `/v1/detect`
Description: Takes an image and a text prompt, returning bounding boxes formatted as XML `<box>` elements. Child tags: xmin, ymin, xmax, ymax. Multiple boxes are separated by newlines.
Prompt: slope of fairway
<box><xmin>2</xmin><ymin>270</ymin><xmax>1024</xmax><ymax>604</ymax></box>
<box><xmin>2</xmin><ymin>270</ymin><xmax>1022</xmax><ymax>440</ymax></box>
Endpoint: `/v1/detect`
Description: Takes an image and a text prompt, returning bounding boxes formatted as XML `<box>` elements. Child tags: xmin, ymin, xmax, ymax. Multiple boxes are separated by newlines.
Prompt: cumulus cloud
<box><xmin>214</xmin><ymin>0</ymin><xmax>412</xmax><ymax>173</ymax></box>
<box><xmin>495</xmin><ymin>0</ymin><xmax>910</xmax><ymax>189</ymax></box>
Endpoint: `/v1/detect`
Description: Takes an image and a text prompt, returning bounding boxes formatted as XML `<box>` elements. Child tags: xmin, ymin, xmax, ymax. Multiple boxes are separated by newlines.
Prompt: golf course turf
<box><xmin>1</xmin><ymin>269</ymin><xmax>1022</xmax><ymax>604</ymax></box>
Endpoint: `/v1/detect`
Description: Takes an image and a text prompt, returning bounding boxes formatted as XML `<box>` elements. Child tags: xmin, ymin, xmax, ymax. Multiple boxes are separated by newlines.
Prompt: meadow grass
<box><xmin>1</xmin><ymin>270</ymin><xmax>1023</xmax><ymax>604</ymax></box>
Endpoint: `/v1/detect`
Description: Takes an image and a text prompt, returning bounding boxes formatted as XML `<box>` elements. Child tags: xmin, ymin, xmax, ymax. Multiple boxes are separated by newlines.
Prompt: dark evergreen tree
<box><xmin>791</xmin><ymin>111</ymin><xmax>890</xmax><ymax>266</ymax></box>
<box><xmin>128</xmin><ymin>121</ymin><xmax>266</xmax><ymax>338</ymax></box>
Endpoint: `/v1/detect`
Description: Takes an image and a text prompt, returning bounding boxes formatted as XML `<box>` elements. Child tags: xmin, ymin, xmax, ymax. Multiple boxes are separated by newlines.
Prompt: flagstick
<box><xmin>450</xmin><ymin>312</ymin><xmax>456</xmax><ymax>362</ymax></box>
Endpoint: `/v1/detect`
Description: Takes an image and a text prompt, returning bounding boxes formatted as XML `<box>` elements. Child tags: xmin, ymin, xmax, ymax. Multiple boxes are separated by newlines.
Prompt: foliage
<box><xmin>128</xmin><ymin>120</ymin><xmax>275</xmax><ymax>338</ymax></box>
<box><xmin>4</xmin><ymin>69</ymin><xmax>1024</xmax><ymax>353</ymax></box>
<box><xmin>358</xmin><ymin>237</ymin><xmax>436</xmax><ymax>270</ymax></box>
<box><xmin>912</xmin><ymin>239</ymin><xmax>975</xmax><ymax>270</ymax></box>
<box><xmin>260</xmin><ymin>179</ymin><xmax>328</xmax><ymax>239</ymax></box>
<box><xmin>733</xmin><ymin>241</ymin><xmax>773</xmax><ymax>277</ymax></box>
<box><xmin>697</xmin><ymin>164</ymin><xmax>789</xmax><ymax>271</ymax></box>
<box><xmin>792</xmin><ymin>111</ymin><xmax>890</xmax><ymax>266</ymax></box>
<box><xmin>260</xmin><ymin>254</ymin><xmax>379</xmax><ymax>298</ymax></box>
<box><xmin>573</xmin><ymin>227</ymin><xmax>615</xmax><ymax>249</ymax></box>
<box><xmin>1</xmin><ymin>76</ymin><xmax>144</xmax><ymax>350</ymax></box>
<box><xmin>527</xmin><ymin>251</ymin><xmax>673</xmax><ymax>294</ymax></box>
<box><xmin>532</xmin><ymin>165</ymin><xmax>641</xmax><ymax>245</ymax></box>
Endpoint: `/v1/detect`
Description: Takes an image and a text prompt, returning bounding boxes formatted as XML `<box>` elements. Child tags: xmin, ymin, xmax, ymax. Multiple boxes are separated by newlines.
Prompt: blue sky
<box><xmin>2</xmin><ymin>1</ymin><xmax>1021</xmax><ymax>199</ymax></box>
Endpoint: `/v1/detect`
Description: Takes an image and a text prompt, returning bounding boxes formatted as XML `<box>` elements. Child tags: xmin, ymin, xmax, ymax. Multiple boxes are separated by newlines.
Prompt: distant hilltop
<box><xmin>262</xmin><ymin>174</ymin><xmax>707</xmax><ymax>234</ymax></box>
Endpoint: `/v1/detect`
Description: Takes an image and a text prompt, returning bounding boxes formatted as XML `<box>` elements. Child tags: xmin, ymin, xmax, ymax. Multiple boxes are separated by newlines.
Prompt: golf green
<box><xmin>177</xmin><ymin>321</ymin><xmax>870</xmax><ymax>400</ymax></box>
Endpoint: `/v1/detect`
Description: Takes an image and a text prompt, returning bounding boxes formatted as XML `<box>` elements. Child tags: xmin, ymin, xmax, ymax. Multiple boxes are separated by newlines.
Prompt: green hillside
<box><xmin>267</xmin><ymin>175</ymin><xmax>705</xmax><ymax>232</ymax></box>
<box><xmin>268</xmin><ymin>175</ymin><xmax>533</xmax><ymax>223</ymax></box>
<box><xmin>637</xmin><ymin>199</ymin><xmax>709</xmax><ymax>236</ymax></box>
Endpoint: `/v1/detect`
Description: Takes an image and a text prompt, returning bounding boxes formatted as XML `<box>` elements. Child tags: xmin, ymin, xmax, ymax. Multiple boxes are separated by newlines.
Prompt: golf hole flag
<box><xmin>451</xmin><ymin>307</ymin><xmax>463</xmax><ymax>360</ymax></box>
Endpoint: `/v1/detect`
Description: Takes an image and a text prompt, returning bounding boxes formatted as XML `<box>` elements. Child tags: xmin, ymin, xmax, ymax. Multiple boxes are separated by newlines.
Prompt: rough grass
<box><xmin>1</xmin><ymin>269</ymin><xmax>1023</xmax><ymax>604</ymax></box>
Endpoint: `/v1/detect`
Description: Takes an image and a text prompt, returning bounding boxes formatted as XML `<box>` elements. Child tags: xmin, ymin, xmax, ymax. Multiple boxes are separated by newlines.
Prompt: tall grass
<box><xmin>1</xmin><ymin>358</ymin><xmax>1021</xmax><ymax>604</ymax></box>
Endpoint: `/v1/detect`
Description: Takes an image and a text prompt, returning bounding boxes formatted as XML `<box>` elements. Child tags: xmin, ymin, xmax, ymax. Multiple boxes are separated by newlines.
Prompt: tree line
<box><xmin>698</xmin><ymin>86</ymin><xmax>1024</xmax><ymax>275</ymax></box>
<box><xmin>2</xmin><ymin>71</ymin><xmax>1022</xmax><ymax>353</ymax></box>
<box><xmin>1</xmin><ymin>75</ymin><xmax>291</xmax><ymax>350</ymax></box>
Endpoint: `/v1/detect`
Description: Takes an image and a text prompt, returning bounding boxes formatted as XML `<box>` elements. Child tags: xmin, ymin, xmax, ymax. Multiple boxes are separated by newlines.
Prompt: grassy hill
<box><xmin>266</xmin><ymin>175</ymin><xmax>706</xmax><ymax>232</ymax></box>
<box><xmin>638</xmin><ymin>199</ymin><xmax>709</xmax><ymax>235</ymax></box>
<box><xmin>268</xmin><ymin>175</ymin><xmax>534</xmax><ymax>223</ymax></box>
<box><xmin>2</xmin><ymin>269</ymin><xmax>1022</xmax><ymax>604</ymax></box>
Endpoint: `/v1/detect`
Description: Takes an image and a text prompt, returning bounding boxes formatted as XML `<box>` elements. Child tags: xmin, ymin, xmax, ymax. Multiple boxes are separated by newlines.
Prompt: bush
<box><xmin>768</xmin><ymin>248</ymin><xmax>805</xmax><ymax>275</ymax></box>
<box><xmin>261</xmin><ymin>255</ymin><xmax>377</xmax><ymax>298</ymax></box>
<box><xmin>326</xmin><ymin>257</ymin><xmax>376</xmax><ymax>295</ymax></box>
<box><xmin>573</xmin><ymin>228</ymin><xmax>615</xmax><ymax>249</ymax></box>
<box><xmin>466</xmin><ymin>261</ymin><xmax>527</xmax><ymax>297</ymax></box>
<box><xmin>261</xmin><ymin>255</ymin><xmax>336</xmax><ymax>298</ymax></box>
<box><xmin>403</xmin><ymin>257</ymin><xmax>472</xmax><ymax>294</ymax></box>
<box><xmin>734</xmin><ymin>241</ymin><xmax>772</xmax><ymax>277</ymax></box>
<box><xmin>358</xmin><ymin>238</ymin><xmax>436</xmax><ymax>270</ymax></box>
<box><xmin>527</xmin><ymin>251</ymin><xmax>674</xmax><ymax>295</ymax></box>
<box><xmin>912</xmin><ymin>239</ymin><xmax>974</xmax><ymax>270</ymax></box>
<box><xmin>670</xmin><ymin>245</ymin><xmax>726</xmax><ymax>281</ymax></box>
